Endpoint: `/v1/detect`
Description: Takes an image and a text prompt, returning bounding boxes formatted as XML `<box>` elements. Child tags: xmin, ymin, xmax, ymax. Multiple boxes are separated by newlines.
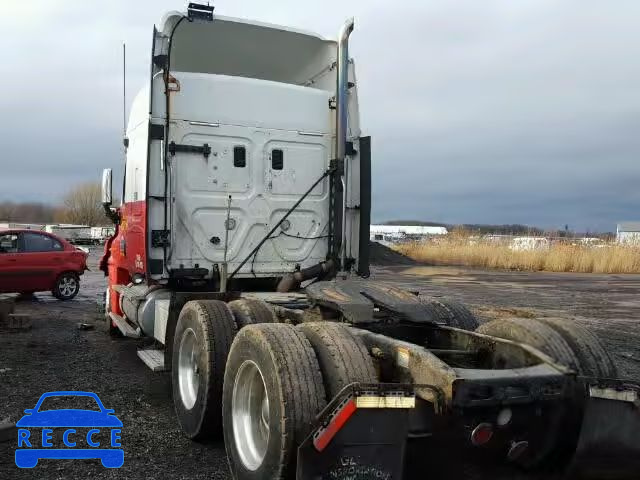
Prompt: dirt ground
<box><xmin>0</xmin><ymin>250</ymin><xmax>638</xmax><ymax>479</ymax></box>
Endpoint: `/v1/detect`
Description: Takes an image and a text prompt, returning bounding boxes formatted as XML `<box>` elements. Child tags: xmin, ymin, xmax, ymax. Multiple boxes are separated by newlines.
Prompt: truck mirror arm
<box><xmin>103</xmin><ymin>205</ymin><xmax>120</xmax><ymax>224</ymax></box>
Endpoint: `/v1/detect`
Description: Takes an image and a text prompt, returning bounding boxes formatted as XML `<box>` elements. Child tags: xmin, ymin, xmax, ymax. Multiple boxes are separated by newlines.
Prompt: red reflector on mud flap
<box><xmin>313</xmin><ymin>399</ymin><xmax>357</xmax><ymax>452</ymax></box>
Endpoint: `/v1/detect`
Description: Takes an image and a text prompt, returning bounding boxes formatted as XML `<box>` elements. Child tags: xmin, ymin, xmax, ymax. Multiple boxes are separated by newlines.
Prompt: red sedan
<box><xmin>0</xmin><ymin>229</ymin><xmax>88</xmax><ymax>300</ymax></box>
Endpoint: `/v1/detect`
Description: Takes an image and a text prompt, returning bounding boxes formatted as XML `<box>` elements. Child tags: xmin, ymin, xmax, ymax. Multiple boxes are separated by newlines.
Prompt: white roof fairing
<box><xmin>157</xmin><ymin>12</ymin><xmax>337</xmax><ymax>88</ymax></box>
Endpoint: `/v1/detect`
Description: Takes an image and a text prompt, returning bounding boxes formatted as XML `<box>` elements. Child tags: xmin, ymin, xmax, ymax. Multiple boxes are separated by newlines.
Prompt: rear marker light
<box><xmin>470</xmin><ymin>423</ymin><xmax>494</xmax><ymax>446</ymax></box>
<box><xmin>497</xmin><ymin>408</ymin><xmax>512</xmax><ymax>427</ymax></box>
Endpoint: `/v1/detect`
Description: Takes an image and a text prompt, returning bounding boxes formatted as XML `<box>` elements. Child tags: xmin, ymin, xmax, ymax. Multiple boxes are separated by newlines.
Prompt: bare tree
<box><xmin>61</xmin><ymin>182</ymin><xmax>108</xmax><ymax>226</ymax></box>
<box><xmin>0</xmin><ymin>202</ymin><xmax>18</xmax><ymax>222</ymax></box>
<box><xmin>0</xmin><ymin>201</ymin><xmax>57</xmax><ymax>223</ymax></box>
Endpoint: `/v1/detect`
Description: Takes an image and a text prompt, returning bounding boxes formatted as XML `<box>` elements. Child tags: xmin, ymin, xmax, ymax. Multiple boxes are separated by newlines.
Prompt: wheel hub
<box><xmin>178</xmin><ymin>328</ymin><xmax>199</xmax><ymax>409</ymax></box>
<box><xmin>232</xmin><ymin>360</ymin><xmax>270</xmax><ymax>471</ymax></box>
<box><xmin>59</xmin><ymin>277</ymin><xmax>77</xmax><ymax>297</ymax></box>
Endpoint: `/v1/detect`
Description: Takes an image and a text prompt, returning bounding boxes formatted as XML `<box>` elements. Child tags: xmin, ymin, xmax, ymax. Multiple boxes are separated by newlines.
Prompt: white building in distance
<box><xmin>370</xmin><ymin>224</ymin><xmax>448</xmax><ymax>243</ymax></box>
<box><xmin>617</xmin><ymin>222</ymin><xmax>640</xmax><ymax>245</ymax></box>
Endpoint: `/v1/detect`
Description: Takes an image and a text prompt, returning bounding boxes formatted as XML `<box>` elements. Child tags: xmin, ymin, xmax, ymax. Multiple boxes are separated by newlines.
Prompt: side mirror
<box><xmin>102</xmin><ymin>168</ymin><xmax>113</xmax><ymax>206</ymax></box>
<box><xmin>23</xmin><ymin>409</ymin><xmax>34</xmax><ymax>415</ymax></box>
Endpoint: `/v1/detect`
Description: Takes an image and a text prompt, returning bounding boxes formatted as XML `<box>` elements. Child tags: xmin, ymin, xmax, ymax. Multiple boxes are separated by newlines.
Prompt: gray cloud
<box><xmin>1</xmin><ymin>0</ymin><xmax>638</xmax><ymax>231</ymax></box>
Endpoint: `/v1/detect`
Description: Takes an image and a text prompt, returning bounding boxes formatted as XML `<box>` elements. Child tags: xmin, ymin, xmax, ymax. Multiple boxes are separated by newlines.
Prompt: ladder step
<box><xmin>137</xmin><ymin>349</ymin><xmax>166</xmax><ymax>372</ymax></box>
<box><xmin>109</xmin><ymin>312</ymin><xmax>140</xmax><ymax>338</ymax></box>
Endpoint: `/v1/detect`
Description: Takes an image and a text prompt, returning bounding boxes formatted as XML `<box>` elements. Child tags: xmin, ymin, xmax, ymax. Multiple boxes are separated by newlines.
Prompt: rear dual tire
<box><xmin>477</xmin><ymin>316</ymin><xmax>617</xmax><ymax>468</ymax></box>
<box><xmin>476</xmin><ymin>316</ymin><xmax>616</xmax><ymax>377</ymax></box>
<box><xmin>223</xmin><ymin>323</ymin><xmax>326</xmax><ymax>479</ymax></box>
<box><xmin>170</xmin><ymin>298</ymin><xmax>281</xmax><ymax>443</ymax></box>
<box><xmin>222</xmin><ymin>321</ymin><xmax>377</xmax><ymax>479</ymax></box>
<box><xmin>227</xmin><ymin>298</ymin><xmax>276</xmax><ymax>328</ymax></box>
<box><xmin>297</xmin><ymin>322</ymin><xmax>377</xmax><ymax>398</ymax></box>
<box><xmin>421</xmin><ymin>297</ymin><xmax>479</xmax><ymax>331</ymax></box>
<box><xmin>172</xmin><ymin>300</ymin><xmax>237</xmax><ymax>440</ymax></box>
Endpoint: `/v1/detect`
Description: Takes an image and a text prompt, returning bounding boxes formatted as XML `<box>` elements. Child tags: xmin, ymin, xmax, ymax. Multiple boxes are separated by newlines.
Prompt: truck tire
<box><xmin>476</xmin><ymin>317</ymin><xmax>580</xmax><ymax>370</ymax></box>
<box><xmin>222</xmin><ymin>323</ymin><xmax>326</xmax><ymax>479</ymax></box>
<box><xmin>52</xmin><ymin>272</ymin><xmax>80</xmax><ymax>301</ymax></box>
<box><xmin>476</xmin><ymin>317</ymin><xmax>583</xmax><ymax>468</ymax></box>
<box><xmin>536</xmin><ymin>317</ymin><xmax>617</xmax><ymax>378</ymax></box>
<box><xmin>422</xmin><ymin>297</ymin><xmax>479</xmax><ymax>331</ymax></box>
<box><xmin>172</xmin><ymin>300</ymin><xmax>237</xmax><ymax>440</ymax></box>
<box><xmin>228</xmin><ymin>298</ymin><xmax>275</xmax><ymax>329</ymax></box>
<box><xmin>298</xmin><ymin>322</ymin><xmax>377</xmax><ymax>399</ymax></box>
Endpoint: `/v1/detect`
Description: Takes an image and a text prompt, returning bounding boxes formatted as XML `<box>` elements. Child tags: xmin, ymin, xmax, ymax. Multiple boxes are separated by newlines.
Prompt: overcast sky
<box><xmin>2</xmin><ymin>0</ymin><xmax>639</xmax><ymax>231</ymax></box>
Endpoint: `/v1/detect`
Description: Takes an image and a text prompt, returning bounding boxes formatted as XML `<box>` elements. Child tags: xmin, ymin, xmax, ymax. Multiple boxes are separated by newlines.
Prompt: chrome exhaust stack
<box><xmin>336</xmin><ymin>18</ymin><xmax>354</xmax><ymax>273</ymax></box>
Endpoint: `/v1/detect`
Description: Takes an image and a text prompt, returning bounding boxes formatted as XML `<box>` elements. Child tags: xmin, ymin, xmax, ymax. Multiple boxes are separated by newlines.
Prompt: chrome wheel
<box><xmin>178</xmin><ymin>328</ymin><xmax>200</xmax><ymax>410</ymax></box>
<box><xmin>232</xmin><ymin>360</ymin><xmax>270</xmax><ymax>471</ymax></box>
<box><xmin>59</xmin><ymin>276</ymin><xmax>78</xmax><ymax>298</ymax></box>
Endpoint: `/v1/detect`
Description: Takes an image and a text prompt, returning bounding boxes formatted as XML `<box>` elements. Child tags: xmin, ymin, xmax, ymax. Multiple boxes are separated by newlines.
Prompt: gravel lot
<box><xmin>1</xmin><ymin>249</ymin><xmax>638</xmax><ymax>479</ymax></box>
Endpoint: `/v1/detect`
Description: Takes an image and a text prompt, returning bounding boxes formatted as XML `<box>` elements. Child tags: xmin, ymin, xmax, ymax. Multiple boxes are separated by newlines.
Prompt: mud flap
<box><xmin>296</xmin><ymin>383</ymin><xmax>429</xmax><ymax>480</ymax></box>
<box><xmin>569</xmin><ymin>380</ymin><xmax>640</xmax><ymax>479</ymax></box>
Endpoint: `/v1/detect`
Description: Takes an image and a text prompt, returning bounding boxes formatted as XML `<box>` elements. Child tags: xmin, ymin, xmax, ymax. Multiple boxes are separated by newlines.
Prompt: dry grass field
<box><xmin>396</xmin><ymin>235</ymin><xmax>640</xmax><ymax>273</ymax></box>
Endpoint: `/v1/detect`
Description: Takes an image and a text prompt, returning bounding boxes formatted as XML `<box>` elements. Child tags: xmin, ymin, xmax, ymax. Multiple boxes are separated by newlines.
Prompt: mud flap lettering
<box><xmin>326</xmin><ymin>455</ymin><xmax>392</xmax><ymax>479</ymax></box>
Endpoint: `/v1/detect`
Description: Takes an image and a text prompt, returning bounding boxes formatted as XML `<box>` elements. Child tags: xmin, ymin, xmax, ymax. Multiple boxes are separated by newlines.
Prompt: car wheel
<box><xmin>52</xmin><ymin>273</ymin><xmax>80</xmax><ymax>301</ymax></box>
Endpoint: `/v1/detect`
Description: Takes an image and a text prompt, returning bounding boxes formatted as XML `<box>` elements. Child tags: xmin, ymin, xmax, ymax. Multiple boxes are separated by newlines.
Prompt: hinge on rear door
<box><xmin>152</xmin><ymin>230</ymin><xmax>170</xmax><ymax>248</ymax></box>
<box><xmin>168</xmin><ymin>141</ymin><xmax>211</xmax><ymax>158</ymax></box>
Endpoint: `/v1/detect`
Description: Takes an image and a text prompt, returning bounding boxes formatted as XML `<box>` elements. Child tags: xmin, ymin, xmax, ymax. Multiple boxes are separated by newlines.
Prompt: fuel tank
<box><xmin>119</xmin><ymin>285</ymin><xmax>171</xmax><ymax>338</ymax></box>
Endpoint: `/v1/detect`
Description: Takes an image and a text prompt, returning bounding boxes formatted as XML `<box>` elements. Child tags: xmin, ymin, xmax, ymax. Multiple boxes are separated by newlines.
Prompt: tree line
<box><xmin>382</xmin><ymin>220</ymin><xmax>613</xmax><ymax>237</ymax></box>
<box><xmin>0</xmin><ymin>182</ymin><xmax>112</xmax><ymax>226</ymax></box>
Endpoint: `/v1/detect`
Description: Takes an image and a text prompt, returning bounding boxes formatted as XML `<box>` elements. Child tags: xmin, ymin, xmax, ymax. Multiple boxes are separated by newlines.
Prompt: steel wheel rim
<box><xmin>59</xmin><ymin>276</ymin><xmax>77</xmax><ymax>297</ymax></box>
<box><xmin>178</xmin><ymin>328</ymin><xmax>199</xmax><ymax>410</ymax></box>
<box><xmin>232</xmin><ymin>360</ymin><xmax>270</xmax><ymax>471</ymax></box>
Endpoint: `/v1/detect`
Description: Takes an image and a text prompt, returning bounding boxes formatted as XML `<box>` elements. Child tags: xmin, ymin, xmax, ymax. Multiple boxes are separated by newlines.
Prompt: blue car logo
<box><xmin>15</xmin><ymin>391</ymin><xmax>123</xmax><ymax>468</ymax></box>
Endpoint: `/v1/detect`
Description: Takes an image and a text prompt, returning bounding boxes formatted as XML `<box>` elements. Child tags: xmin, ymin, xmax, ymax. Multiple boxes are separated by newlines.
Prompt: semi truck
<box><xmin>99</xmin><ymin>4</ymin><xmax>639</xmax><ymax>479</ymax></box>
